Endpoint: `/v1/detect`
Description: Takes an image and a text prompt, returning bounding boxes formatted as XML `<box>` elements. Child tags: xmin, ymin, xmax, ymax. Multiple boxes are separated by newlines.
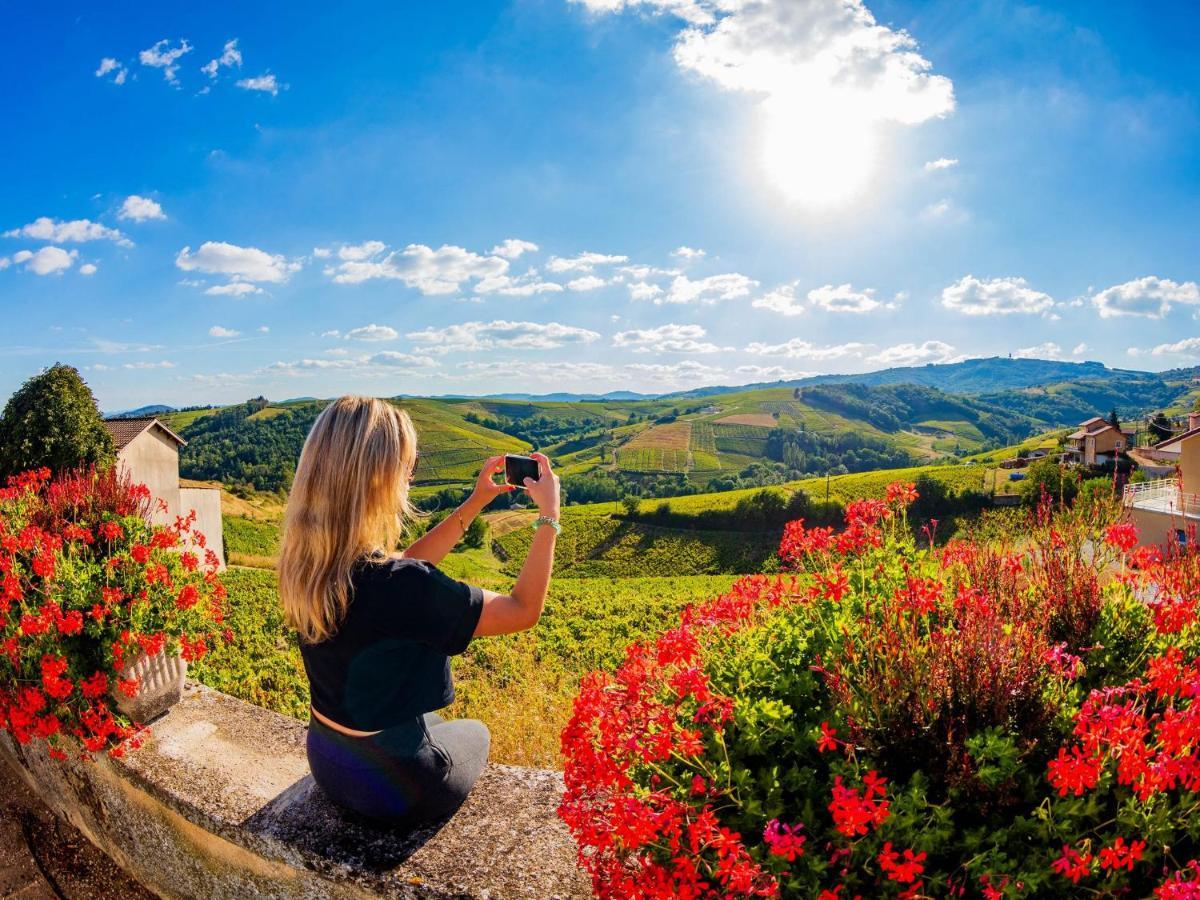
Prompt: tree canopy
<box><xmin>0</xmin><ymin>364</ymin><xmax>115</xmax><ymax>478</ymax></box>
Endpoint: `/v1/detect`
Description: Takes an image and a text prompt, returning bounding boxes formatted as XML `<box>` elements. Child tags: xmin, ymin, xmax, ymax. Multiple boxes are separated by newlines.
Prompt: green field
<box><xmin>192</xmin><ymin>564</ymin><xmax>737</xmax><ymax>767</ymax></box>
<box><xmin>494</xmin><ymin>513</ymin><xmax>779</xmax><ymax>578</ymax></box>
<box><xmin>169</xmin><ymin>382</ymin><xmax>1054</xmax><ymax>499</ymax></box>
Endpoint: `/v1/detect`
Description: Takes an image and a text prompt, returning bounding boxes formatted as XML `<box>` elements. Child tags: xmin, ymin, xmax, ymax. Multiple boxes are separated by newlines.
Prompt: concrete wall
<box><xmin>180</xmin><ymin>487</ymin><xmax>225</xmax><ymax>571</ymax></box>
<box><xmin>0</xmin><ymin>683</ymin><xmax>587</xmax><ymax>899</ymax></box>
<box><xmin>118</xmin><ymin>429</ymin><xmax>181</xmax><ymax>526</ymax></box>
<box><xmin>1182</xmin><ymin>436</ymin><xmax>1200</xmax><ymax>496</ymax></box>
<box><xmin>1130</xmin><ymin>506</ymin><xmax>1183</xmax><ymax>549</ymax></box>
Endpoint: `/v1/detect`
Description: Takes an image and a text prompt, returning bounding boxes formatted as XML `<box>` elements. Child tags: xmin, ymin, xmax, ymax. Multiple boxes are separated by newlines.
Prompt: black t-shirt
<box><xmin>299</xmin><ymin>555</ymin><xmax>484</xmax><ymax>732</ymax></box>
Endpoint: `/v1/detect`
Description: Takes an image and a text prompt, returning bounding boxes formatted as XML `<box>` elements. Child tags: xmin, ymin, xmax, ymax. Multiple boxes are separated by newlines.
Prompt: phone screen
<box><xmin>504</xmin><ymin>454</ymin><xmax>540</xmax><ymax>487</ymax></box>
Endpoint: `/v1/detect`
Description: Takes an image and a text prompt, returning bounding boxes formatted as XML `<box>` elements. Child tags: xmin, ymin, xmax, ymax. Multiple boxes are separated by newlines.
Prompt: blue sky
<box><xmin>2</xmin><ymin>0</ymin><xmax>1198</xmax><ymax>410</ymax></box>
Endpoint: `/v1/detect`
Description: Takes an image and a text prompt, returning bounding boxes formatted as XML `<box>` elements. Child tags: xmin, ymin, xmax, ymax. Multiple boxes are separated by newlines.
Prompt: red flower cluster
<box><xmin>0</xmin><ymin>467</ymin><xmax>225</xmax><ymax>759</ymax></box>
<box><xmin>560</xmin><ymin>480</ymin><xmax>1200</xmax><ymax>897</ymax></box>
<box><xmin>828</xmin><ymin>771</ymin><xmax>889</xmax><ymax>838</ymax></box>
<box><xmin>559</xmin><ymin>574</ymin><xmax>791</xmax><ymax>897</ymax></box>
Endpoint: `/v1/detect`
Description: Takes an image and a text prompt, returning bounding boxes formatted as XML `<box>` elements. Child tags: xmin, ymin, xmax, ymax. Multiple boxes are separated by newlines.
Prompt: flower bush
<box><xmin>0</xmin><ymin>467</ymin><xmax>226</xmax><ymax>759</ymax></box>
<box><xmin>559</xmin><ymin>482</ymin><xmax>1200</xmax><ymax>897</ymax></box>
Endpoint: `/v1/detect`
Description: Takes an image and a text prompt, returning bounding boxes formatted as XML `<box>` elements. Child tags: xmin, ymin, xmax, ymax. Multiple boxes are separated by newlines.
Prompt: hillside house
<box><xmin>1064</xmin><ymin>417</ymin><xmax>1133</xmax><ymax>466</ymax></box>
<box><xmin>1123</xmin><ymin>414</ymin><xmax>1200</xmax><ymax>548</ymax></box>
<box><xmin>102</xmin><ymin>418</ymin><xmax>225</xmax><ymax>570</ymax></box>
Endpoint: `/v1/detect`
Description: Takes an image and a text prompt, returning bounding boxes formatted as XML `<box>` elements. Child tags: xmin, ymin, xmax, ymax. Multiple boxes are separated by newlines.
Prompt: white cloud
<box><xmin>259</xmin><ymin>325</ymin><xmax>270</xmax><ymax>333</ymax></box>
<box><xmin>745</xmin><ymin>338</ymin><xmax>868</xmax><ymax>360</ymax></box>
<box><xmin>545</xmin><ymin>251</ymin><xmax>628</xmax><ymax>273</ymax></box>
<box><xmin>202</xmin><ymin>39</ymin><xmax>242</xmax><ymax>78</ymax></box>
<box><xmin>566</xmin><ymin>275</ymin><xmax>608</xmax><ymax>291</ymax></box>
<box><xmin>671</xmin><ymin>246</ymin><xmax>706</xmax><ymax>259</ymax></box>
<box><xmin>752</xmin><ymin>282</ymin><xmax>805</xmax><ymax>316</ymax></box>
<box><xmin>0</xmin><ymin>257</ymin><xmax>9</xmax><ymax>270</ymax></box>
<box><xmin>407</xmin><ymin>319</ymin><xmax>601</xmax><ymax>353</ymax></box>
<box><xmin>627</xmin><ymin>281</ymin><xmax>664</xmax><ymax>301</ymax></box>
<box><xmin>617</xmin><ymin>264</ymin><xmax>680</xmax><ymax>280</ymax></box>
<box><xmin>1148</xmin><ymin>337</ymin><xmax>1200</xmax><ymax>357</ymax></box>
<box><xmin>368</xmin><ymin>351</ymin><xmax>438</xmax><ymax>367</ymax></box>
<box><xmin>118</xmin><ymin>195</ymin><xmax>166</xmax><ymax>222</ymax></box>
<box><xmin>122</xmin><ymin>360</ymin><xmax>175</xmax><ymax>370</ymax></box>
<box><xmin>869</xmin><ymin>340</ymin><xmax>959</xmax><ymax>366</ymax></box>
<box><xmin>209</xmin><ymin>326</ymin><xmax>241</xmax><ymax>338</ymax></box>
<box><xmin>312</xmin><ymin>246</ymin><xmax>332</xmax><ymax>258</ymax></box>
<box><xmin>613</xmin><ymin>323</ymin><xmax>722</xmax><ymax>353</ymax></box>
<box><xmin>734</xmin><ymin>364</ymin><xmax>814</xmax><ymax>380</ymax></box>
<box><xmin>923</xmin><ymin>157</ymin><xmax>958</xmax><ymax>171</ymax></box>
<box><xmin>4</xmin><ymin>217</ymin><xmax>130</xmax><ymax>246</ymax></box>
<box><xmin>337</xmin><ymin>240</ymin><xmax>387</xmax><ymax>262</ymax></box>
<box><xmin>625</xmin><ymin>360</ymin><xmax>724</xmax><ymax>382</ymax></box>
<box><xmin>489</xmin><ymin>238</ymin><xmax>539</xmax><ymax>259</ymax></box>
<box><xmin>941</xmin><ymin>275</ymin><xmax>1055</xmax><ymax>316</ymax></box>
<box><xmin>176</xmin><ymin>241</ymin><xmax>300</xmax><ymax>284</ymax></box>
<box><xmin>343</xmin><ymin>324</ymin><xmax>399</xmax><ymax>342</ymax></box>
<box><xmin>1092</xmin><ymin>276</ymin><xmax>1200</xmax><ymax>319</ymax></box>
<box><xmin>205</xmin><ymin>282</ymin><xmax>264</xmax><ymax>297</ymax></box>
<box><xmin>575</xmin><ymin>0</ymin><xmax>953</xmax><ymax>207</ymax></box>
<box><xmin>456</xmin><ymin>359</ymin><xmax>617</xmax><ymax>382</ymax></box>
<box><xmin>12</xmin><ymin>247</ymin><xmax>77</xmax><ymax>276</ymax></box>
<box><xmin>660</xmin><ymin>272</ymin><xmax>758</xmax><ymax>305</ymax></box>
<box><xmin>139</xmin><ymin>39</ymin><xmax>192</xmax><ymax>84</ymax></box>
<box><xmin>236</xmin><ymin>73</ymin><xmax>282</xmax><ymax>95</ymax></box>
<box><xmin>475</xmin><ymin>270</ymin><xmax>564</xmax><ymax>296</ymax></box>
<box><xmin>807</xmin><ymin>282</ymin><xmax>887</xmax><ymax>314</ymax></box>
<box><xmin>1014</xmin><ymin>342</ymin><xmax>1063</xmax><ymax>360</ymax></box>
<box><xmin>327</xmin><ymin>242</ymin><xmax>508</xmax><ymax>294</ymax></box>
<box><xmin>95</xmin><ymin>58</ymin><xmax>128</xmax><ymax>84</ymax></box>
<box><xmin>79</xmin><ymin>263</ymin><xmax>98</xmax><ymax>276</ymax></box>
<box><xmin>1072</xmin><ymin>342</ymin><xmax>1088</xmax><ymax>356</ymax></box>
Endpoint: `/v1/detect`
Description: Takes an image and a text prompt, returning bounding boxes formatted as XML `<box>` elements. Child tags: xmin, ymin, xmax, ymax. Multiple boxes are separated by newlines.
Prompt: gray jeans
<box><xmin>306</xmin><ymin>711</ymin><xmax>490</xmax><ymax>826</ymax></box>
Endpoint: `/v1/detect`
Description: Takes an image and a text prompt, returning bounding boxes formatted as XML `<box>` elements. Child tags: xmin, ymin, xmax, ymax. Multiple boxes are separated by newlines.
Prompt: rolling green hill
<box><xmin>167</xmin><ymin>383</ymin><xmax>1037</xmax><ymax>498</ymax></box>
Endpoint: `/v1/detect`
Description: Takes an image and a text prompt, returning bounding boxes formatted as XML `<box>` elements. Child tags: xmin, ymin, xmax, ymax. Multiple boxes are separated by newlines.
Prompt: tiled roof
<box><xmin>1157</xmin><ymin>426</ymin><xmax>1200</xmax><ymax>452</ymax></box>
<box><xmin>102</xmin><ymin>417</ymin><xmax>186</xmax><ymax>451</ymax></box>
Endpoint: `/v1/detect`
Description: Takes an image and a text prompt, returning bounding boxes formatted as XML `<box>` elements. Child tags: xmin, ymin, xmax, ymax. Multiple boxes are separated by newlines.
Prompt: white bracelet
<box><xmin>532</xmin><ymin>515</ymin><xmax>561</xmax><ymax>535</ymax></box>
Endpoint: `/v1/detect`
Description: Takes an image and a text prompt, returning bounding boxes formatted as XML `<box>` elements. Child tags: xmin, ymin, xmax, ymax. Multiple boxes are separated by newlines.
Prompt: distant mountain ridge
<box><xmin>665</xmin><ymin>357</ymin><xmax>1151</xmax><ymax>399</ymax></box>
<box><xmin>106</xmin><ymin>404</ymin><xmax>177</xmax><ymax>419</ymax></box>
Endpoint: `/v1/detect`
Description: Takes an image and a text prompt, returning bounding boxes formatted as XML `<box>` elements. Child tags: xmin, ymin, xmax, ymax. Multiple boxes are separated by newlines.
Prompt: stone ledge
<box><xmin>0</xmin><ymin>682</ymin><xmax>589</xmax><ymax>899</ymax></box>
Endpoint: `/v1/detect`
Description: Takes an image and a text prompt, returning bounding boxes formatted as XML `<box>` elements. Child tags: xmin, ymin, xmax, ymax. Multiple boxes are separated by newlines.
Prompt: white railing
<box><xmin>1123</xmin><ymin>478</ymin><xmax>1200</xmax><ymax>518</ymax></box>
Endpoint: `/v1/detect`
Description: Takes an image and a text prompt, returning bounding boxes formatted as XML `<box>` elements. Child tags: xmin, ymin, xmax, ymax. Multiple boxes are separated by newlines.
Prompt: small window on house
<box><xmin>1176</xmin><ymin>529</ymin><xmax>1189</xmax><ymax>547</ymax></box>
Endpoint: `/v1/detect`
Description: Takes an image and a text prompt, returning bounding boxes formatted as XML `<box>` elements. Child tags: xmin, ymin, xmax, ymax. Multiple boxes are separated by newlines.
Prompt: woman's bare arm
<box><xmin>404</xmin><ymin>456</ymin><xmax>511</xmax><ymax>565</ymax></box>
<box><xmin>474</xmin><ymin>453</ymin><xmax>559</xmax><ymax>636</ymax></box>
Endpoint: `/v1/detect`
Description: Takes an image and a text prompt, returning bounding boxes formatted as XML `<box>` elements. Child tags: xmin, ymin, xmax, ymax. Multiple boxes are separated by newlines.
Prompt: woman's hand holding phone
<box><xmin>523</xmin><ymin>452</ymin><xmax>560</xmax><ymax>519</ymax></box>
<box><xmin>470</xmin><ymin>456</ymin><xmax>515</xmax><ymax>506</ymax></box>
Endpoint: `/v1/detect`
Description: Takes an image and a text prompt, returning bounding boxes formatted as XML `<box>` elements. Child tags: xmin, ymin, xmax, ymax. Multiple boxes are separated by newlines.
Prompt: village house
<box><xmin>1063</xmin><ymin>416</ymin><xmax>1134</xmax><ymax>467</ymax></box>
<box><xmin>102</xmin><ymin>417</ymin><xmax>225</xmax><ymax>570</ymax></box>
<box><xmin>1123</xmin><ymin>411</ymin><xmax>1200</xmax><ymax>547</ymax></box>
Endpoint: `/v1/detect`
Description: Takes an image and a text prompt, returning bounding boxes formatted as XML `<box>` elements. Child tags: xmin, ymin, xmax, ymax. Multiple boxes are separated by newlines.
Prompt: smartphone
<box><xmin>504</xmin><ymin>454</ymin><xmax>540</xmax><ymax>487</ymax></box>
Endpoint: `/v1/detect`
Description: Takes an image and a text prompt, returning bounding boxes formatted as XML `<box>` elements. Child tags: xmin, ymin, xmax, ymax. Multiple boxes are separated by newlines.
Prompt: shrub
<box><xmin>559</xmin><ymin>482</ymin><xmax>1200</xmax><ymax>897</ymax></box>
<box><xmin>0</xmin><ymin>364</ymin><xmax>115</xmax><ymax>479</ymax></box>
<box><xmin>0</xmin><ymin>467</ymin><xmax>226</xmax><ymax>759</ymax></box>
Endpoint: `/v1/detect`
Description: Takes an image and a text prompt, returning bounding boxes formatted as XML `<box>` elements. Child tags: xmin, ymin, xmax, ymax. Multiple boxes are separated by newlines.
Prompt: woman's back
<box><xmin>299</xmin><ymin>555</ymin><xmax>483</xmax><ymax>733</ymax></box>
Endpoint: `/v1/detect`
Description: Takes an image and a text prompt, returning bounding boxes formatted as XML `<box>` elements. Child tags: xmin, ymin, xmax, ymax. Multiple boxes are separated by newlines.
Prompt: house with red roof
<box><xmin>1063</xmin><ymin>416</ymin><xmax>1133</xmax><ymax>467</ymax></box>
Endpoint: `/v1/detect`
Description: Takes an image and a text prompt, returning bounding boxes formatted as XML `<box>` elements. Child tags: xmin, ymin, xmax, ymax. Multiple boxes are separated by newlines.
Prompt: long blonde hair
<box><xmin>279</xmin><ymin>396</ymin><xmax>419</xmax><ymax>644</ymax></box>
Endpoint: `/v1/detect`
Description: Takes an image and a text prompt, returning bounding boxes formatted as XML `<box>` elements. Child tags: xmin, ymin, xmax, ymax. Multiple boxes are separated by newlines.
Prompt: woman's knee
<box><xmin>433</xmin><ymin>718</ymin><xmax>490</xmax><ymax>763</ymax></box>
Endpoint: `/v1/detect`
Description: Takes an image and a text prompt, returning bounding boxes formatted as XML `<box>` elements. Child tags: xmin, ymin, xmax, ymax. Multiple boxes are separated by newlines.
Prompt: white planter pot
<box><xmin>111</xmin><ymin>650</ymin><xmax>187</xmax><ymax>723</ymax></box>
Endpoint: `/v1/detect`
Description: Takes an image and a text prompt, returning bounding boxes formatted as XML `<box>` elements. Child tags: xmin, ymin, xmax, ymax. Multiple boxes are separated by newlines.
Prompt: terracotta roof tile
<box><xmin>103</xmin><ymin>417</ymin><xmax>186</xmax><ymax>451</ymax></box>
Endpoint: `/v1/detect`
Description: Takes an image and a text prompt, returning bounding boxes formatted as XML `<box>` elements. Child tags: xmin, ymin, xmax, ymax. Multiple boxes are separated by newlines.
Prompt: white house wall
<box><xmin>180</xmin><ymin>487</ymin><xmax>226</xmax><ymax>572</ymax></box>
<box><xmin>117</xmin><ymin>429</ymin><xmax>181</xmax><ymax>526</ymax></box>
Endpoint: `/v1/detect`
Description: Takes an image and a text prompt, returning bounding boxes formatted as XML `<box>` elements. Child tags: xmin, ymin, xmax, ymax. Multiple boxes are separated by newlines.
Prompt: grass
<box><xmin>193</xmin><ymin>562</ymin><xmax>736</xmax><ymax>768</ymax></box>
<box><xmin>493</xmin><ymin>512</ymin><xmax>779</xmax><ymax>577</ymax></box>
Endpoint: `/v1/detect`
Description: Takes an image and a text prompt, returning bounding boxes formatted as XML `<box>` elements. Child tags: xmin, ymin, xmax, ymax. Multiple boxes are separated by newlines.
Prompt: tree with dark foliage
<box><xmin>0</xmin><ymin>364</ymin><xmax>115</xmax><ymax>478</ymax></box>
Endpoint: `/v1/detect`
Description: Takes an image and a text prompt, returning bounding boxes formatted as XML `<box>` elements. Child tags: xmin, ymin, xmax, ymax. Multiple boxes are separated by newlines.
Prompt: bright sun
<box><xmin>759</xmin><ymin>98</ymin><xmax>877</xmax><ymax>209</ymax></box>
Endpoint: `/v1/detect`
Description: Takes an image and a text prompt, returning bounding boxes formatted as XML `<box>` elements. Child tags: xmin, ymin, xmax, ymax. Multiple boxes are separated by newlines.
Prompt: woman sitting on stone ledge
<box><xmin>278</xmin><ymin>396</ymin><xmax>560</xmax><ymax>826</ymax></box>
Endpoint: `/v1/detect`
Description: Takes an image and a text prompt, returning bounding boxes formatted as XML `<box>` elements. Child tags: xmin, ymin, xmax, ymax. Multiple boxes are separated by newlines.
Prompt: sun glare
<box><xmin>759</xmin><ymin>98</ymin><xmax>877</xmax><ymax>209</ymax></box>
